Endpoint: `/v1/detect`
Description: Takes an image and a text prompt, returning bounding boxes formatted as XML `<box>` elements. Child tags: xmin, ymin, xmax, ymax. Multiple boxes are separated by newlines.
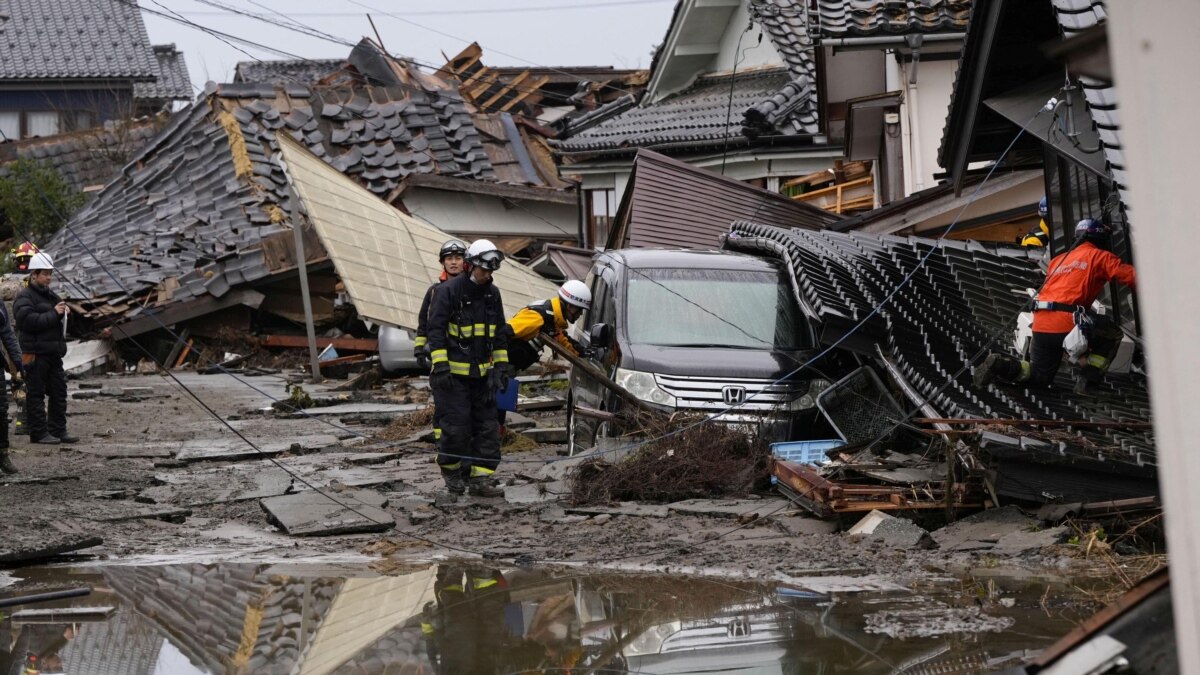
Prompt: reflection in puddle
<box><xmin>0</xmin><ymin>562</ymin><xmax>1090</xmax><ymax>674</ymax></box>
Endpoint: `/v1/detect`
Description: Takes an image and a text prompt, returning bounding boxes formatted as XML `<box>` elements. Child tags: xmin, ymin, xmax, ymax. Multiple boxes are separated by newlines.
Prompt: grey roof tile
<box><xmin>0</xmin><ymin>0</ymin><xmax>158</xmax><ymax>80</ymax></box>
<box><xmin>233</xmin><ymin>57</ymin><xmax>345</xmax><ymax>86</ymax></box>
<box><xmin>557</xmin><ymin>68</ymin><xmax>816</xmax><ymax>153</ymax></box>
<box><xmin>133</xmin><ymin>44</ymin><xmax>193</xmax><ymax>101</ymax></box>
<box><xmin>0</xmin><ymin>118</ymin><xmax>162</xmax><ymax>191</ymax></box>
<box><xmin>812</xmin><ymin>0</ymin><xmax>972</xmax><ymax>37</ymax></box>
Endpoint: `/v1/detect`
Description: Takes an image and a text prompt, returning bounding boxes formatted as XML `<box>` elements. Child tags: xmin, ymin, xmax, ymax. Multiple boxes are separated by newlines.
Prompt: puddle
<box><xmin>0</xmin><ymin>561</ymin><xmax>1092</xmax><ymax>673</ymax></box>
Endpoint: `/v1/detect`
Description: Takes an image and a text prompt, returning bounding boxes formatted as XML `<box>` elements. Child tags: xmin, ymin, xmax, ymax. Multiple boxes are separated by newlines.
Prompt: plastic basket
<box><xmin>495</xmin><ymin>379</ymin><xmax>519</xmax><ymax>412</ymax></box>
<box><xmin>770</xmin><ymin>439</ymin><xmax>845</xmax><ymax>466</ymax></box>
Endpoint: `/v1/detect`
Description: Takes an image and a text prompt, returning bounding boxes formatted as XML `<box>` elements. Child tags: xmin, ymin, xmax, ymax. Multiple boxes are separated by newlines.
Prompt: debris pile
<box><xmin>569</xmin><ymin>414</ymin><xmax>769</xmax><ymax>504</ymax></box>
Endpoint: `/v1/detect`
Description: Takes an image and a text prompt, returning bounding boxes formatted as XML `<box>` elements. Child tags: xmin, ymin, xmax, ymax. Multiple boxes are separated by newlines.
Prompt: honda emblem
<box><xmin>722</xmin><ymin>385</ymin><xmax>747</xmax><ymax>405</ymax></box>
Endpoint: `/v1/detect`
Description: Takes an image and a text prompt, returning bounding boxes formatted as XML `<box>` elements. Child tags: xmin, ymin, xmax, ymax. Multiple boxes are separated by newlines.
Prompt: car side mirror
<box><xmin>589</xmin><ymin>323</ymin><xmax>613</xmax><ymax>350</ymax></box>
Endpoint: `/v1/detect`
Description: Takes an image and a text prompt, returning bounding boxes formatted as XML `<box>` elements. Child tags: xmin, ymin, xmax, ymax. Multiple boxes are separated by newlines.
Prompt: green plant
<box><xmin>0</xmin><ymin>158</ymin><xmax>85</xmax><ymax>242</ymax></box>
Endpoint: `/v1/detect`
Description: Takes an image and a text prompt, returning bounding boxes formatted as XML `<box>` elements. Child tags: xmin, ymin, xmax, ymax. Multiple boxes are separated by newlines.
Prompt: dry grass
<box><xmin>569</xmin><ymin>413</ymin><xmax>769</xmax><ymax>504</ymax></box>
<box><xmin>374</xmin><ymin>406</ymin><xmax>435</xmax><ymax>441</ymax></box>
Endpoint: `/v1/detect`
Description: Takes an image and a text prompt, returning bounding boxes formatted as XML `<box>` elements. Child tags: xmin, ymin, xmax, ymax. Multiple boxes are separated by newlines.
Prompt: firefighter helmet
<box><xmin>438</xmin><ymin>239</ymin><xmax>467</xmax><ymax>261</ymax></box>
<box><xmin>466</xmin><ymin>239</ymin><xmax>504</xmax><ymax>271</ymax></box>
<box><xmin>558</xmin><ymin>280</ymin><xmax>592</xmax><ymax>310</ymax></box>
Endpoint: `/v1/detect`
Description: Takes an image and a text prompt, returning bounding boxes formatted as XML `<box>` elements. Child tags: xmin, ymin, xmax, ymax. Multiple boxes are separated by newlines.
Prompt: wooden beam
<box><xmin>260</xmin><ymin>335</ymin><xmax>379</xmax><ymax>351</ymax></box>
<box><xmin>501</xmin><ymin>75</ymin><xmax>550</xmax><ymax>112</ymax></box>
<box><xmin>113</xmin><ymin>289</ymin><xmax>266</xmax><ymax>340</ymax></box>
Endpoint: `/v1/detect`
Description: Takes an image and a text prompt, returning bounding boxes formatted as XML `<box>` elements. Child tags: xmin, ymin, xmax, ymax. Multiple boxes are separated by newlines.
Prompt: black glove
<box><xmin>414</xmin><ymin>346</ymin><xmax>431</xmax><ymax>371</ymax></box>
<box><xmin>489</xmin><ymin>362</ymin><xmax>514</xmax><ymax>394</ymax></box>
<box><xmin>429</xmin><ymin>363</ymin><xmax>452</xmax><ymax>394</ymax></box>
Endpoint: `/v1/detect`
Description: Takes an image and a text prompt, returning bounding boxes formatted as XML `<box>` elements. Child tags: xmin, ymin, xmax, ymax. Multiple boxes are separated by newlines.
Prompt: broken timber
<box><xmin>772</xmin><ymin>458</ymin><xmax>982</xmax><ymax>519</ymax></box>
<box><xmin>540</xmin><ymin>337</ymin><xmax>665</xmax><ymax>422</ymax></box>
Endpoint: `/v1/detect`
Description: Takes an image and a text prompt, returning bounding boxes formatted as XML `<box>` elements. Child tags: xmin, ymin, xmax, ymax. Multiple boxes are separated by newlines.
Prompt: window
<box><xmin>625</xmin><ymin>267</ymin><xmax>810</xmax><ymax>350</ymax></box>
<box><xmin>585</xmin><ymin>188</ymin><xmax>616</xmax><ymax>249</ymax></box>
<box><xmin>26</xmin><ymin>111</ymin><xmax>59</xmax><ymax>137</ymax></box>
<box><xmin>0</xmin><ymin>112</ymin><xmax>18</xmax><ymax>142</ymax></box>
<box><xmin>62</xmin><ymin>110</ymin><xmax>94</xmax><ymax>133</ymax></box>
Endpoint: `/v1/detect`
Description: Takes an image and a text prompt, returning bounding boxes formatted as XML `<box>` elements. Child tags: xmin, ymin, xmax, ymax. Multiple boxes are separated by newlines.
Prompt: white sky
<box><xmin>137</xmin><ymin>0</ymin><xmax>677</xmax><ymax>94</ymax></box>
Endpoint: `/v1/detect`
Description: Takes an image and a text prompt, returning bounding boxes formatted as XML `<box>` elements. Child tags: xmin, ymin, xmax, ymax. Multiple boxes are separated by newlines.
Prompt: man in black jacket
<box><xmin>426</xmin><ymin>239</ymin><xmax>512</xmax><ymax>497</ymax></box>
<box><xmin>0</xmin><ymin>295</ymin><xmax>22</xmax><ymax>472</ymax></box>
<box><xmin>12</xmin><ymin>252</ymin><xmax>77</xmax><ymax>445</ymax></box>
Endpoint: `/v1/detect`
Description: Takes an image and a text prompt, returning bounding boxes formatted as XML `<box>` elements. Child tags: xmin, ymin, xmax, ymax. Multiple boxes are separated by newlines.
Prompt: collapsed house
<box><xmin>723</xmin><ymin>222</ymin><xmax>1154</xmax><ymax>509</ymax></box>
<box><xmin>46</xmin><ymin>39</ymin><xmax>560</xmax><ymax>361</ymax></box>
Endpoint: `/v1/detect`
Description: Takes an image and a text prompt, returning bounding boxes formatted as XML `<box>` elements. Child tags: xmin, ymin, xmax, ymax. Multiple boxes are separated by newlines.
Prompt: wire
<box><xmin>720</xmin><ymin>23</ymin><xmax>755</xmax><ymax>176</ymax></box>
<box><xmin>179</xmin><ymin>0</ymin><xmax>674</xmax><ymax>17</ymax></box>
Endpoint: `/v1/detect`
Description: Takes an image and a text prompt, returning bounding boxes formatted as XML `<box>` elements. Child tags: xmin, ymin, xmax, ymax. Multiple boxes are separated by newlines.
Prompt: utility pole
<box><xmin>1107</xmin><ymin>2</ymin><xmax>1200</xmax><ymax>670</ymax></box>
<box><xmin>275</xmin><ymin>154</ymin><xmax>323</xmax><ymax>383</ymax></box>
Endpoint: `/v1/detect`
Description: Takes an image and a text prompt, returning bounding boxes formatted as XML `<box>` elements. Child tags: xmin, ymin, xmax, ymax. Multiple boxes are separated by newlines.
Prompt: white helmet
<box><xmin>466</xmin><ymin>239</ymin><xmax>504</xmax><ymax>271</ymax></box>
<box><xmin>558</xmin><ymin>279</ymin><xmax>592</xmax><ymax>310</ymax></box>
<box><xmin>27</xmin><ymin>251</ymin><xmax>54</xmax><ymax>271</ymax></box>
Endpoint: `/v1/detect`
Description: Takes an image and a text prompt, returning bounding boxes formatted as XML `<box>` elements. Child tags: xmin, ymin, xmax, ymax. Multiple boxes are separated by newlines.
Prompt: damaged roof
<box><xmin>556</xmin><ymin>68</ymin><xmax>816</xmax><ymax>154</ymax></box>
<box><xmin>725</xmin><ymin>223</ymin><xmax>1153</xmax><ymax>478</ymax></box>
<box><xmin>811</xmin><ymin>0</ymin><xmax>972</xmax><ymax>37</ymax></box>
<box><xmin>0</xmin><ymin>0</ymin><xmax>158</xmax><ymax>81</ymax></box>
<box><xmin>133</xmin><ymin>44</ymin><xmax>193</xmax><ymax>101</ymax></box>
<box><xmin>749</xmin><ymin>0</ymin><xmax>820</xmax><ymax>80</ymax></box>
<box><xmin>0</xmin><ymin>118</ymin><xmax>163</xmax><ymax>191</ymax></box>
<box><xmin>234</xmin><ymin>58</ymin><xmax>346</xmax><ymax>85</ymax></box>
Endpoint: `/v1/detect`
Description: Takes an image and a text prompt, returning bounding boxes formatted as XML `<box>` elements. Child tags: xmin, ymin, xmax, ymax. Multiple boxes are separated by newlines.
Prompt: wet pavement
<box><xmin>0</xmin><ymin>560</ymin><xmax>1096</xmax><ymax>674</ymax></box>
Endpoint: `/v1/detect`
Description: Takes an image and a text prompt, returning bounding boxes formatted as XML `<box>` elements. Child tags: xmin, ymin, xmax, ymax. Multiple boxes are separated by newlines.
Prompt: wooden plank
<box><xmin>261</xmin><ymin>335</ymin><xmax>379</xmax><ymax>351</ymax></box>
<box><xmin>114</xmin><ymin>289</ymin><xmax>266</xmax><ymax>340</ymax></box>
<box><xmin>501</xmin><ymin>75</ymin><xmax>549</xmax><ymax>112</ymax></box>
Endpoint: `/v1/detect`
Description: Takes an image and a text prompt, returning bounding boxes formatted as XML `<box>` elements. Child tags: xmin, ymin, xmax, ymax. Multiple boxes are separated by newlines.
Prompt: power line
<box><xmin>176</xmin><ymin>0</ymin><xmax>673</xmax><ymax>18</ymax></box>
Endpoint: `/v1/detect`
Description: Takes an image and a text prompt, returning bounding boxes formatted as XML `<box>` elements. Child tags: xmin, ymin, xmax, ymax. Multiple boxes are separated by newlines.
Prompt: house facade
<box><xmin>0</xmin><ymin>0</ymin><xmax>190</xmax><ymax>142</ymax></box>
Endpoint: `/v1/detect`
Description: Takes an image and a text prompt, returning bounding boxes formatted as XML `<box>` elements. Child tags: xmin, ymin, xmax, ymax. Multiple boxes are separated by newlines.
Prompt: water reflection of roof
<box><xmin>58</xmin><ymin>608</ymin><xmax>164</xmax><ymax>675</ymax></box>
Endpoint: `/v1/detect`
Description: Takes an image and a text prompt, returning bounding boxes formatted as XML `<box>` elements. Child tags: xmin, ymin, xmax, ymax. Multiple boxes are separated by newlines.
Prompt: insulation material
<box><xmin>277</xmin><ymin>134</ymin><xmax>557</xmax><ymax>330</ymax></box>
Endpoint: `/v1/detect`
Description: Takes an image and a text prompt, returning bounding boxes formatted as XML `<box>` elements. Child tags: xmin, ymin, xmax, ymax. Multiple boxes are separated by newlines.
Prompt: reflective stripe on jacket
<box><xmin>426</xmin><ymin>273</ymin><xmax>508</xmax><ymax>377</ymax></box>
<box><xmin>1033</xmin><ymin>241</ymin><xmax>1137</xmax><ymax>333</ymax></box>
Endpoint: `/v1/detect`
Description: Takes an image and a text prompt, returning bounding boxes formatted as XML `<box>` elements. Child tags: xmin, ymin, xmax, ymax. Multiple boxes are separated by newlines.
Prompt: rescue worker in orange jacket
<box><xmin>975</xmin><ymin>218</ymin><xmax>1136</xmax><ymax>392</ymax></box>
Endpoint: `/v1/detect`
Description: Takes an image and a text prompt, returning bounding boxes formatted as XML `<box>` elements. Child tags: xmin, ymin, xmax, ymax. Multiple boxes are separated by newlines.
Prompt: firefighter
<box><xmin>10</xmin><ymin>241</ymin><xmax>39</xmax><ymax>273</ymax></box>
<box><xmin>415</xmin><ymin>239</ymin><xmax>468</xmax><ymax>444</ymax></box>
<box><xmin>427</xmin><ymin>239</ymin><xmax>511</xmax><ymax>497</ymax></box>
<box><xmin>1019</xmin><ymin>197</ymin><xmax>1051</xmax><ymax>247</ymax></box>
<box><xmin>506</xmin><ymin>279</ymin><xmax>592</xmax><ymax>370</ymax></box>
<box><xmin>13</xmin><ymin>252</ymin><xmax>78</xmax><ymax>445</ymax></box>
<box><xmin>975</xmin><ymin>218</ymin><xmax>1136</xmax><ymax>393</ymax></box>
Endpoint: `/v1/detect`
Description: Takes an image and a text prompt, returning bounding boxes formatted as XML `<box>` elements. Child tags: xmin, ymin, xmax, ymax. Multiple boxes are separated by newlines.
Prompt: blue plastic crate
<box><xmin>495</xmin><ymin>379</ymin><xmax>520</xmax><ymax>412</ymax></box>
<box><xmin>770</xmin><ymin>439</ymin><xmax>845</xmax><ymax>466</ymax></box>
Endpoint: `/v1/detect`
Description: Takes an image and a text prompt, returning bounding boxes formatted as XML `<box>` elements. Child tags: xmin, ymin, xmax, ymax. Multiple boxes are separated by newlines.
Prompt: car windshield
<box><xmin>625</xmin><ymin>266</ymin><xmax>809</xmax><ymax>350</ymax></box>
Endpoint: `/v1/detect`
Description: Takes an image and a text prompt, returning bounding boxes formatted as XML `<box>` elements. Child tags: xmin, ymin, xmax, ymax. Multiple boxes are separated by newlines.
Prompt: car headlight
<box><xmin>614</xmin><ymin>368</ymin><xmax>677</xmax><ymax>407</ymax></box>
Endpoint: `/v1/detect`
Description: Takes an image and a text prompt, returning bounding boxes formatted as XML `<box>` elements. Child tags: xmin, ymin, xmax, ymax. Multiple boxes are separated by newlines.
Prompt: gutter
<box><xmin>825</xmin><ymin>32</ymin><xmax>966</xmax><ymax>50</ymax></box>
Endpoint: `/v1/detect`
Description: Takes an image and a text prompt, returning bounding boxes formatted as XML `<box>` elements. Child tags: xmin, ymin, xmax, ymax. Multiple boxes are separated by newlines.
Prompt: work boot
<box><xmin>0</xmin><ymin>448</ymin><xmax>16</xmax><ymax>474</ymax></box>
<box><xmin>973</xmin><ymin>353</ymin><xmax>1021</xmax><ymax>387</ymax></box>
<box><xmin>442</xmin><ymin>470</ymin><xmax>466</xmax><ymax>496</ymax></box>
<box><xmin>32</xmin><ymin>435</ymin><xmax>60</xmax><ymax>445</ymax></box>
<box><xmin>56</xmin><ymin>434</ymin><xmax>79</xmax><ymax>444</ymax></box>
<box><xmin>468</xmin><ymin>476</ymin><xmax>504</xmax><ymax>498</ymax></box>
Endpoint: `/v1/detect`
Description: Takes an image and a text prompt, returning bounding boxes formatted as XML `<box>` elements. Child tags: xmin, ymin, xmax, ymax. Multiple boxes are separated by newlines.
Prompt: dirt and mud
<box><xmin>0</xmin><ymin>368</ymin><xmax>1160</xmax><ymax>596</ymax></box>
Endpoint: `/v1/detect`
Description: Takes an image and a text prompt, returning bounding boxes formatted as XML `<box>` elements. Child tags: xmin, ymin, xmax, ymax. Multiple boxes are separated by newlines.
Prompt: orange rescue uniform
<box><xmin>1033</xmin><ymin>241</ymin><xmax>1137</xmax><ymax>334</ymax></box>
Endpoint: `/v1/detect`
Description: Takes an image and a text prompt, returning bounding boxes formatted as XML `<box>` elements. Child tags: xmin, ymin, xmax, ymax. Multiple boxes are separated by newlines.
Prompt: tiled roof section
<box><xmin>103</xmin><ymin>564</ymin><xmax>341</xmax><ymax>674</ymax></box>
<box><xmin>134</xmin><ymin>44</ymin><xmax>193</xmax><ymax>101</ymax></box>
<box><xmin>216</xmin><ymin>82</ymin><xmax>496</xmax><ymax>194</ymax></box>
<box><xmin>1051</xmin><ymin>0</ymin><xmax>1125</xmax><ymax>200</ymax></box>
<box><xmin>48</xmin><ymin>100</ymin><xmax>289</xmax><ymax>301</ymax></box>
<box><xmin>234</xmin><ymin>58</ymin><xmax>346</xmax><ymax>85</ymax></box>
<box><xmin>0</xmin><ymin>0</ymin><xmax>158</xmax><ymax>80</ymax></box>
<box><xmin>556</xmin><ymin>93</ymin><xmax>639</xmax><ymax>137</ymax></box>
<box><xmin>812</xmin><ymin>0</ymin><xmax>972</xmax><ymax>37</ymax></box>
<box><xmin>0</xmin><ymin>118</ymin><xmax>162</xmax><ymax>191</ymax></box>
<box><xmin>726</xmin><ymin>223</ymin><xmax>1154</xmax><ymax>472</ymax></box>
<box><xmin>556</xmin><ymin>69</ymin><xmax>816</xmax><ymax>153</ymax></box>
<box><xmin>749</xmin><ymin>0</ymin><xmax>819</xmax><ymax>82</ymax></box>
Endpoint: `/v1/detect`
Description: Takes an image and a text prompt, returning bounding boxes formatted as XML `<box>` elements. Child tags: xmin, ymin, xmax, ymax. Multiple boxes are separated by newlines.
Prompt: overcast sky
<box><xmin>137</xmin><ymin>0</ymin><xmax>677</xmax><ymax>93</ymax></box>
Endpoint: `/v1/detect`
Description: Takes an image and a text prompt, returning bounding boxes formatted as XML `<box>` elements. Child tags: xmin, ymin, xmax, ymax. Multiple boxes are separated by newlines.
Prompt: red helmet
<box><xmin>11</xmin><ymin>241</ymin><xmax>39</xmax><ymax>272</ymax></box>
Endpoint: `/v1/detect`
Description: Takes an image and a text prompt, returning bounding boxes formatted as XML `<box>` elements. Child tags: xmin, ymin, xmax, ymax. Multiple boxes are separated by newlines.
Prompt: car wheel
<box><xmin>566</xmin><ymin>392</ymin><xmax>596</xmax><ymax>457</ymax></box>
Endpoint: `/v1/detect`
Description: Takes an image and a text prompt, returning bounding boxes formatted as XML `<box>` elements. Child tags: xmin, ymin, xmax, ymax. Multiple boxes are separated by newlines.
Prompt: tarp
<box><xmin>277</xmin><ymin>134</ymin><xmax>558</xmax><ymax>330</ymax></box>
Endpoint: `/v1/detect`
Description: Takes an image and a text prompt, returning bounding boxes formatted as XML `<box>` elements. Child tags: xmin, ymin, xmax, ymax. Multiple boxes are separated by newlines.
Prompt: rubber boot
<box><xmin>0</xmin><ymin>447</ymin><xmax>17</xmax><ymax>475</ymax></box>
<box><xmin>441</xmin><ymin>469</ymin><xmax>466</xmax><ymax>496</ymax></box>
<box><xmin>974</xmin><ymin>353</ymin><xmax>1023</xmax><ymax>387</ymax></box>
<box><xmin>468</xmin><ymin>476</ymin><xmax>504</xmax><ymax>498</ymax></box>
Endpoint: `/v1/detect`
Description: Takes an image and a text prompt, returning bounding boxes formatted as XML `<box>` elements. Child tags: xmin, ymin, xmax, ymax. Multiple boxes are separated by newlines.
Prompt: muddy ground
<box><xmin>0</xmin><ymin>368</ymin><xmax>1160</xmax><ymax>597</ymax></box>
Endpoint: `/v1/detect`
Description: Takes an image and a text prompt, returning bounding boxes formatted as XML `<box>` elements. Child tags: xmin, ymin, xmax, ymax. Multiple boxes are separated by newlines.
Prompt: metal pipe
<box><xmin>0</xmin><ymin>587</ymin><xmax>92</xmax><ymax>609</ymax></box>
<box><xmin>827</xmin><ymin>32</ymin><xmax>965</xmax><ymax>49</ymax></box>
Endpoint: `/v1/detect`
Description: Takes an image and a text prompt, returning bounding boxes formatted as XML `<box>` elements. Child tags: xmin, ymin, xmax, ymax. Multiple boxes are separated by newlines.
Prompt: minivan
<box><xmin>567</xmin><ymin>249</ymin><xmax>832</xmax><ymax>455</ymax></box>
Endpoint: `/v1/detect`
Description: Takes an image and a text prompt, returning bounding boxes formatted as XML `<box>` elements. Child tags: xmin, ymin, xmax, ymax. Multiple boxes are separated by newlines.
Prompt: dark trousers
<box><xmin>1029</xmin><ymin>317</ymin><xmax>1122</xmax><ymax>387</ymax></box>
<box><xmin>0</xmin><ymin>371</ymin><xmax>8</xmax><ymax>447</ymax></box>
<box><xmin>435</xmin><ymin>376</ymin><xmax>501</xmax><ymax>477</ymax></box>
<box><xmin>25</xmin><ymin>354</ymin><xmax>66</xmax><ymax>439</ymax></box>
